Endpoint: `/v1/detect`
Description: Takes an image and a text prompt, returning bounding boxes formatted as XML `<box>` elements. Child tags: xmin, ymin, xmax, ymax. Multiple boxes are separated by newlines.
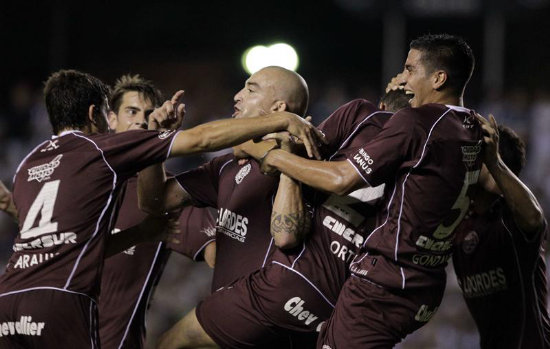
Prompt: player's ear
<box><xmin>88</xmin><ymin>105</ymin><xmax>96</xmax><ymax>126</ymax></box>
<box><xmin>378</xmin><ymin>102</ymin><xmax>386</xmax><ymax>111</ymax></box>
<box><xmin>108</xmin><ymin>110</ymin><xmax>118</xmax><ymax>131</ymax></box>
<box><xmin>271</xmin><ymin>101</ymin><xmax>288</xmax><ymax>112</ymax></box>
<box><xmin>432</xmin><ymin>70</ymin><xmax>447</xmax><ymax>90</ymax></box>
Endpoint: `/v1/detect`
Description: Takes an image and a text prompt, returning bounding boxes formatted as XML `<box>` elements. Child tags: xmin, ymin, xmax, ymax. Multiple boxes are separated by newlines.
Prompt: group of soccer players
<box><xmin>0</xmin><ymin>32</ymin><xmax>549</xmax><ymax>349</ymax></box>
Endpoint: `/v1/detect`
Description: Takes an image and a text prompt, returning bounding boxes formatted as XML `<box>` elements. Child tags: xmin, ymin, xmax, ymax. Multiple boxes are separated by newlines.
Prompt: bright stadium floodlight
<box><xmin>242</xmin><ymin>42</ymin><xmax>299</xmax><ymax>74</ymax></box>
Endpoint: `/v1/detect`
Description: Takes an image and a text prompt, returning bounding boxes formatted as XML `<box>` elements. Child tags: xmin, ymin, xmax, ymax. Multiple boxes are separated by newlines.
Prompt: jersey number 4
<box><xmin>20</xmin><ymin>180</ymin><xmax>60</xmax><ymax>239</ymax></box>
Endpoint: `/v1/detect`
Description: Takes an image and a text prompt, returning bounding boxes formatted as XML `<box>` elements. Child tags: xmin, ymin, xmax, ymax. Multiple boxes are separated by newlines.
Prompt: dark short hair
<box><xmin>110</xmin><ymin>74</ymin><xmax>163</xmax><ymax>114</ymax></box>
<box><xmin>43</xmin><ymin>69</ymin><xmax>110</xmax><ymax>134</ymax></box>
<box><xmin>410</xmin><ymin>34</ymin><xmax>475</xmax><ymax>94</ymax></box>
<box><xmin>498</xmin><ymin>124</ymin><xmax>526</xmax><ymax>176</ymax></box>
<box><xmin>379</xmin><ymin>89</ymin><xmax>410</xmax><ymax>112</ymax></box>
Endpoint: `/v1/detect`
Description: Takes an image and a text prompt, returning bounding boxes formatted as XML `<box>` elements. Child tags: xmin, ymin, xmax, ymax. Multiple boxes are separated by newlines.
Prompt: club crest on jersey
<box><xmin>158</xmin><ymin>130</ymin><xmax>176</xmax><ymax>139</ymax></box>
<box><xmin>27</xmin><ymin>155</ymin><xmax>63</xmax><ymax>182</ymax></box>
<box><xmin>462</xmin><ymin>230</ymin><xmax>479</xmax><ymax>254</ymax></box>
<box><xmin>461</xmin><ymin>142</ymin><xmax>481</xmax><ymax>168</ymax></box>
<box><xmin>40</xmin><ymin>140</ymin><xmax>59</xmax><ymax>152</ymax></box>
<box><xmin>235</xmin><ymin>163</ymin><xmax>251</xmax><ymax>184</ymax></box>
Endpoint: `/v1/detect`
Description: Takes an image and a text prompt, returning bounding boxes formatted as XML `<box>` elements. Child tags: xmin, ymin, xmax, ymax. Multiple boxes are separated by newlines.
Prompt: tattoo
<box><xmin>271</xmin><ymin>211</ymin><xmax>310</xmax><ymax>242</ymax></box>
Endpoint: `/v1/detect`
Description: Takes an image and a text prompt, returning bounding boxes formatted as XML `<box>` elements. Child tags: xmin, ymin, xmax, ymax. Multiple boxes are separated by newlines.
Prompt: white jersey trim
<box><xmin>193</xmin><ymin>238</ymin><xmax>216</xmax><ymax>261</ymax></box>
<box><xmin>13</xmin><ymin>140</ymin><xmax>49</xmax><ymax>185</ymax></box>
<box><xmin>64</xmin><ymin>133</ymin><xmax>118</xmax><ymax>289</ymax></box>
<box><xmin>117</xmin><ymin>242</ymin><xmax>164</xmax><ymax>349</ymax></box>
<box><xmin>0</xmin><ymin>286</ymin><xmax>96</xmax><ymax>301</ymax></box>
<box><xmin>272</xmin><ymin>261</ymin><xmax>335</xmax><ymax>308</ymax></box>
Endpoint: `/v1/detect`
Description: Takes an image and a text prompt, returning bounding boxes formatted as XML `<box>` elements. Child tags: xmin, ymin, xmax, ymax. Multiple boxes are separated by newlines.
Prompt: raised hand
<box><xmin>475</xmin><ymin>113</ymin><xmax>500</xmax><ymax>170</ymax></box>
<box><xmin>148</xmin><ymin>90</ymin><xmax>186</xmax><ymax>131</ymax></box>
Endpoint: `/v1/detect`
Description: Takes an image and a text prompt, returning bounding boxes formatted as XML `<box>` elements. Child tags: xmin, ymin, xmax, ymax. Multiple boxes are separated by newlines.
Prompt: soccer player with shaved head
<box><xmin>0</xmin><ymin>68</ymin><xmax>322</xmax><ymax>348</ymax></box>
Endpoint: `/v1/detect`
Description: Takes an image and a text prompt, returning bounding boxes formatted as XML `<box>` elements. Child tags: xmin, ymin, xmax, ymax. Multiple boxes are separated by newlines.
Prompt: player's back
<box><xmin>1</xmin><ymin>132</ymin><xmax>123</xmax><ymax>298</ymax></box>
<box><xmin>1</xmin><ymin>129</ymin><xmax>179</xmax><ymax>299</ymax></box>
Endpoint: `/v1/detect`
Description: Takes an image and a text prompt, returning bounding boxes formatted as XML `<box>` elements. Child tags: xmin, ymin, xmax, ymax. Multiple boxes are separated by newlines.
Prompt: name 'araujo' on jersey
<box><xmin>0</xmin><ymin>129</ymin><xmax>179</xmax><ymax>300</ymax></box>
<box><xmin>270</xmin><ymin>99</ymin><xmax>393</xmax><ymax>305</ymax></box>
<box><xmin>348</xmin><ymin>104</ymin><xmax>484</xmax><ymax>291</ymax></box>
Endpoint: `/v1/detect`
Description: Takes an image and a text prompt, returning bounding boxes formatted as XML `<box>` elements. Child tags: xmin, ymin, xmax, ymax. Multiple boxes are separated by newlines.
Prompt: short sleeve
<box><xmin>318</xmin><ymin>99</ymin><xmax>379</xmax><ymax>157</ymax></box>
<box><xmin>346</xmin><ymin>109</ymin><xmax>418</xmax><ymax>187</ymax></box>
<box><xmin>168</xmin><ymin>206</ymin><xmax>216</xmax><ymax>261</ymax></box>
<box><xmin>175</xmin><ymin>154</ymin><xmax>233</xmax><ymax>208</ymax></box>
<box><xmin>96</xmin><ymin>129</ymin><xmax>179</xmax><ymax>180</ymax></box>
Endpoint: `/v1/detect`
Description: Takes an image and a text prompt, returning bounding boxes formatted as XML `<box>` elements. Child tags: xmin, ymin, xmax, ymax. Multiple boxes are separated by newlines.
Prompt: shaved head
<box><xmin>258</xmin><ymin>66</ymin><xmax>309</xmax><ymax>116</ymax></box>
<box><xmin>233</xmin><ymin>66</ymin><xmax>309</xmax><ymax>119</ymax></box>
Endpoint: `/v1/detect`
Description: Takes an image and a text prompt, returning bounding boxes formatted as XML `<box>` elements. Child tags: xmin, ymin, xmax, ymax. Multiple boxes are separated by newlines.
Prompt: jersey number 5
<box><xmin>433</xmin><ymin>170</ymin><xmax>479</xmax><ymax>239</ymax></box>
<box><xmin>20</xmin><ymin>180</ymin><xmax>60</xmax><ymax>239</ymax></box>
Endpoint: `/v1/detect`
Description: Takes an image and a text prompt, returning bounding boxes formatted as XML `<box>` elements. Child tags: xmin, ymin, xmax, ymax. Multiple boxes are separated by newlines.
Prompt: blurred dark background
<box><xmin>1</xmin><ymin>0</ymin><xmax>549</xmax><ymax>347</ymax></box>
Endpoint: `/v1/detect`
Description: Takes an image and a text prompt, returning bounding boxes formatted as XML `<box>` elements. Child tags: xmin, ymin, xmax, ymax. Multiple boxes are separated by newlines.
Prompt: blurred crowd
<box><xmin>0</xmin><ymin>76</ymin><xmax>549</xmax><ymax>348</ymax></box>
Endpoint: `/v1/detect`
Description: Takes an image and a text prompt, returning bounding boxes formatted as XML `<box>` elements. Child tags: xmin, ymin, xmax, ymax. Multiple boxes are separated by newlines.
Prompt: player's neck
<box><xmin>57</xmin><ymin>124</ymin><xmax>93</xmax><ymax>136</ymax></box>
<box><xmin>427</xmin><ymin>91</ymin><xmax>463</xmax><ymax>107</ymax></box>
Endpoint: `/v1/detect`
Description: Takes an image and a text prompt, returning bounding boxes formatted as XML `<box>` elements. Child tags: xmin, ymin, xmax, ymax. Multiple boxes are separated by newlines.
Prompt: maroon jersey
<box><xmin>348</xmin><ymin>104</ymin><xmax>484</xmax><ymax>292</ymax></box>
<box><xmin>176</xmin><ymin>153</ymin><xmax>279</xmax><ymax>291</ymax></box>
<box><xmin>99</xmin><ymin>176</ymin><xmax>215</xmax><ymax>349</ymax></box>
<box><xmin>0</xmin><ymin>129</ymin><xmax>179</xmax><ymax>299</ymax></box>
<box><xmin>453</xmin><ymin>203</ymin><xmax>550</xmax><ymax>348</ymax></box>
<box><xmin>271</xmin><ymin>100</ymin><xmax>392</xmax><ymax>305</ymax></box>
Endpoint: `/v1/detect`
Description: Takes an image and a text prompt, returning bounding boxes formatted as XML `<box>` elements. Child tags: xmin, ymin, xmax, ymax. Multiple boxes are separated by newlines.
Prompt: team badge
<box><xmin>27</xmin><ymin>154</ymin><xmax>63</xmax><ymax>182</ymax></box>
<box><xmin>235</xmin><ymin>163</ymin><xmax>251</xmax><ymax>184</ymax></box>
<box><xmin>461</xmin><ymin>141</ymin><xmax>481</xmax><ymax>168</ymax></box>
<box><xmin>462</xmin><ymin>230</ymin><xmax>479</xmax><ymax>254</ymax></box>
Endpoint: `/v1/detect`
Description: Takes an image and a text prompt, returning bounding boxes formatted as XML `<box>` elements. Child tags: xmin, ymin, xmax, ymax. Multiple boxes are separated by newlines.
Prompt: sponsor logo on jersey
<box><xmin>322</xmin><ymin>215</ymin><xmax>364</xmax><ymax>248</ymax></box>
<box><xmin>40</xmin><ymin>140</ymin><xmax>59</xmax><ymax>152</ymax></box>
<box><xmin>352</xmin><ymin>148</ymin><xmax>374</xmax><ymax>174</ymax></box>
<box><xmin>415</xmin><ymin>235</ymin><xmax>453</xmax><ymax>252</ymax></box>
<box><xmin>414</xmin><ymin>305</ymin><xmax>438</xmax><ymax>322</ymax></box>
<box><xmin>217</xmin><ymin>208</ymin><xmax>248</xmax><ymax>242</ymax></box>
<box><xmin>350</xmin><ymin>263</ymin><xmax>368</xmax><ymax>276</ymax></box>
<box><xmin>284</xmin><ymin>297</ymin><xmax>319</xmax><ymax>326</ymax></box>
<box><xmin>27</xmin><ymin>155</ymin><xmax>63</xmax><ymax>182</ymax></box>
<box><xmin>13</xmin><ymin>232</ymin><xmax>77</xmax><ymax>252</ymax></box>
<box><xmin>459</xmin><ymin>267</ymin><xmax>507</xmax><ymax>298</ymax></box>
<box><xmin>329</xmin><ymin>240</ymin><xmax>358</xmax><ymax>263</ymax></box>
<box><xmin>158</xmin><ymin>130</ymin><xmax>176</xmax><ymax>139</ymax></box>
<box><xmin>235</xmin><ymin>163</ymin><xmax>251</xmax><ymax>184</ymax></box>
<box><xmin>462</xmin><ymin>230</ymin><xmax>479</xmax><ymax>254</ymax></box>
<box><xmin>461</xmin><ymin>143</ymin><xmax>481</xmax><ymax>168</ymax></box>
<box><xmin>463</xmin><ymin>113</ymin><xmax>475</xmax><ymax>129</ymax></box>
<box><xmin>0</xmin><ymin>316</ymin><xmax>45</xmax><ymax>337</ymax></box>
<box><xmin>13</xmin><ymin>252</ymin><xmax>57</xmax><ymax>269</ymax></box>
<box><xmin>411</xmin><ymin>253</ymin><xmax>451</xmax><ymax>267</ymax></box>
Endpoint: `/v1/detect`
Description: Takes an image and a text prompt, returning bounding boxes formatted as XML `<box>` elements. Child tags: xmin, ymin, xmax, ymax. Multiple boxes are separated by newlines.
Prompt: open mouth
<box><xmin>232</xmin><ymin>106</ymin><xmax>240</xmax><ymax>117</ymax></box>
<box><xmin>405</xmin><ymin>90</ymin><xmax>415</xmax><ymax>104</ymax></box>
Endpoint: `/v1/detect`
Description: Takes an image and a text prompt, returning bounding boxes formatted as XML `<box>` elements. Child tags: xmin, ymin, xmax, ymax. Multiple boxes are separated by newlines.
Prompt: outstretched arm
<box><xmin>0</xmin><ymin>181</ymin><xmax>18</xmax><ymax>222</ymax></box>
<box><xmin>238</xmin><ymin>140</ymin><xmax>364</xmax><ymax>196</ymax></box>
<box><xmin>105</xmin><ymin>214</ymin><xmax>178</xmax><ymax>257</ymax></box>
<box><xmin>477</xmin><ymin>114</ymin><xmax>544</xmax><ymax>236</ymax></box>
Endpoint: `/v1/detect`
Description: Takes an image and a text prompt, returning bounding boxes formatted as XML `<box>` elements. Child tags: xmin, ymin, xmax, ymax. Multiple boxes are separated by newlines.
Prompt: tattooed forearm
<box><xmin>271</xmin><ymin>210</ymin><xmax>310</xmax><ymax>243</ymax></box>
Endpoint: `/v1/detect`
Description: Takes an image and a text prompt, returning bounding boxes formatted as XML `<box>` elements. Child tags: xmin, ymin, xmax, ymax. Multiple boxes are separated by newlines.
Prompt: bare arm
<box><xmin>169</xmin><ymin>111</ymin><xmax>323</xmax><ymax>159</ymax></box>
<box><xmin>271</xmin><ymin>173</ymin><xmax>311</xmax><ymax>249</ymax></box>
<box><xmin>239</xmin><ymin>140</ymin><xmax>365</xmax><ymax>196</ymax></box>
<box><xmin>105</xmin><ymin>215</ymin><xmax>178</xmax><ymax>258</ymax></box>
<box><xmin>0</xmin><ymin>181</ymin><xmax>18</xmax><ymax>222</ymax></box>
<box><xmin>478</xmin><ymin>114</ymin><xmax>544</xmax><ymax>235</ymax></box>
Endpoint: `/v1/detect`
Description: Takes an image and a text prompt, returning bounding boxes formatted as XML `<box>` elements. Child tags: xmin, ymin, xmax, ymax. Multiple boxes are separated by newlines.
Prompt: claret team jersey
<box><xmin>270</xmin><ymin>99</ymin><xmax>393</xmax><ymax>304</ymax></box>
<box><xmin>176</xmin><ymin>153</ymin><xmax>280</xmax><ymax>291</ymax></box>
<box><xmin>453</xmin><ymin>204</ymin><xmax>550</xmax><ymax>348</ymax></box>
<box><xmin>348</xmin><ymin>104</ymin><xmax>484</xmax><ymax>291</ymax></box>
<box><xmin>99</xmin><ymin>176</ymin><xmax>215</xmax><ymax>349</ymax></box>
<box><xmin>0</xmin><ymin>129</ymin><xmax>179</xmax><ymax>300</ymax></box>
